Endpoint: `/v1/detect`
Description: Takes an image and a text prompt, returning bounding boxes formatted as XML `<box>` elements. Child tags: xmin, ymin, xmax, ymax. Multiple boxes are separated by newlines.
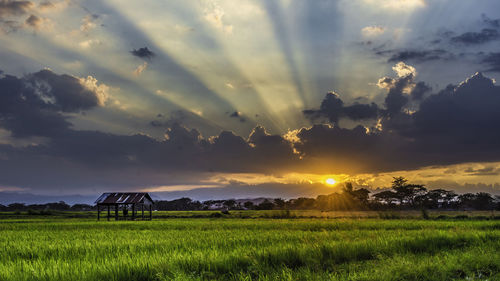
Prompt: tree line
<box><xmin>1</xmin><ymin>177</ymin><xmax>499</xmax><ymax>212</ymax></box>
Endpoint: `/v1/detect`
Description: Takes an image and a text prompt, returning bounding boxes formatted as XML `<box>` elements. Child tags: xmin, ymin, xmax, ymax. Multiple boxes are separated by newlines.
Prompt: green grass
<box><xmin>0</xmin><ymin>214</ymin><xmax>499</xmax><ymax>280</ymax></box>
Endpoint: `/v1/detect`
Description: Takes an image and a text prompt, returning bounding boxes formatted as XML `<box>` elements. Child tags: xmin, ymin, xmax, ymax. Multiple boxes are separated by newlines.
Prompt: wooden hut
<box><xmin>95</xmin><ymin>192</ymin><xmax>153</xmax><ymax>221</ymax></box>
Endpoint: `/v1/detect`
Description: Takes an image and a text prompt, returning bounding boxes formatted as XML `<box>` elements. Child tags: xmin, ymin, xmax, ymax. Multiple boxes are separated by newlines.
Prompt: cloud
<box><xmin>380</xmin><ymin>49</ymin><xmax>449</xmax><ymax>63</ymax></box>
<box><xmin>392</xmin><ymin>61</ymin><xmax>417</xmax><ymax>77</ymax></box>
<box><xmin>361</xmin><ymin>26</ymin><xmax>385</xmax><ymax>37</ymax></box>
<box><xmin>0</xmin><ymin>69</ymin><xmax>108</xmax><ymax>137</ymax></box>
<box><xmin>451</xmin><ymin>28</ymin><xmax>499</xmax><ymax>45</ymax></box>
<box><xmin>203</xmin><ymin>2</ymin><xmax>233</xmax><ymax>34</ymax></box>
<box><xmin>38</xmin><ymin>1</ymin><xmax>54</xmax><ymax>11</ymax></box>
<box><xmin>304</xmin><ymin>92</ymin><xmax>379</xmax><ymax>124</ymax></box>
<box><xmin>482</xmin><ymin>52</ymin><xmax>500</xmax><ymax>72</ymax></box>
<box><xmin>0</xmin><ymin>18</ymin><xmax>21</xmax><ymax>32</ymax></box>
<box><xmin>80</xmin><ymin>14</ymin><xmax>99</xmax><ymax>33</ymax></box>
<box><xmin>376</xmin><ymin>62</ymin><xmax>430</xmax><ymax>115</ymax></box>
<box><xmin>24</xmin><ymin>13</ymin><xmax>37</xmax><ymax>26</ymax></box>
<box><xmin>0</xmin><ymin>0</ymin><xmax>33</xmax><ymax>17</ymax></box>
<box><xmin>3</xmin><ymin>67</ymin><xmax>500</xmax><ymax>192</ymax></box>
<box><xmin>293</xmin><ymin>71</ymin><xmax>500</xmax><ymax>173</ymax></box>
<box><xmin>24</xmin><ymin>14</ymin><xmax>51</xmax><ymax>30</ymax></box>
<box><xmin>229</xmin><ymin>111</ymin><xmax>245</xmax><ymax>122</ymax></box>
<box><xmin>79</xmin><ymin>39</ymin><xmax>101</xmax><ymax>49</ymax></box>
<box><xmin>133</xmin><ymin>62</ymin><xmax>148</xmax><ymax>76</ymax></box>
<box><xmin>0</xmin><ymin>0</ymin><xmax>33</xmax><ymax>33</ymax></box>
<box><xmin>481</xmin><ymin>14</ymin><xmax>500</xmax><ymax>29</ymax></box>
<box><xmin>131</xmin><ymin>47</ymin><xmax>155</xmax><ymax>59</ymax></box>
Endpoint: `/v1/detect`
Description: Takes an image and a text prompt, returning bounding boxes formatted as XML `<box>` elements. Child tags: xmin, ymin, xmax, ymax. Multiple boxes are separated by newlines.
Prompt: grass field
<box><xmin>0</xmin><ymin>212</ymin><xmax>499</xmax><ymax>281</ymax></box>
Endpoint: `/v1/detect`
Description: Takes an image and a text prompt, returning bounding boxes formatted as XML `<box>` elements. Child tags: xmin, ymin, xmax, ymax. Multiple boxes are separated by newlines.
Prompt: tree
<box><xmin>373</xmin><ymin>190</ymin><xmax>399</xmax><ymax>205</ymax></box>
<box><xmin>8</xmin><ymin>203</ymin><xmax>26</xmax><ymax>211</ymax></box>
<box><xmin>256</xmin><ymin>199</ymin><xmax>275</xmax><ymax>210</ymax></box>
<box><xmin>416</xmin><ymin>189</ymin><xmax>457</xmax><ymax>209</ymax></box>
<box><xmin>289</xmin><ymin>197</ymin><xmax>316</xmax><ymax>210</ymax></box>
<box><xmin>391</xmin><ymin>177</ymin><xmax>427</xmax><ymax>207</ymax></box>
<box><xmin>243</xmin><ymin>201</ymin><xmax>254</xmax><ymax>210</ymax></box>
<box><xmin>273</xmin><ymin>198</ymin><xmax>286</xmax><ymax>209</ymax></box>
<box><xmin>223</xmin><ymin>200</ymin><xmax>236</xmax><ymax>210</ymax></box>
<box><xmin>472</xmin><ymin>192</ymin><xmax>495</xmax><ymax>210</ymax></box>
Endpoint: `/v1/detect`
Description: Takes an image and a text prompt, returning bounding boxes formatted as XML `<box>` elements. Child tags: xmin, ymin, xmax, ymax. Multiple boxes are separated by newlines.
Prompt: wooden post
<box><xmin>149</xmin><ymin>204</ymin><xmax>152</xmax><ymax>220</ymax></box>
<box><xmin>132</xmin><ymin>204</ymin><xmax>135</xmax><ymax>220</ymax></box>
<box><xmin>115</xmin><ymin>204</ymin><xmax>118</xmax><ymax>220</ymax></box>
<box><xmin>107</xmin><ymin>205</ymin><xmax>110</xmax><ymax>221</ymax></box>
<box><xmin>97</xmin><ymin>204</ymin><xmax>100</xmax><ymax>221</ymax></box>
<box><xmin>141</xmin><ymin>204</ymin><xmax>144</xmax><ymax>220</ymax></box>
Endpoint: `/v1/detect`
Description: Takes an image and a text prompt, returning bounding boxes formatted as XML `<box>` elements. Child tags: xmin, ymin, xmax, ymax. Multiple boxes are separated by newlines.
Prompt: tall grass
<box><xmin>0</xmin><ymin>218</ymin><xmax>498</xmax><ymax>280</ymax></box>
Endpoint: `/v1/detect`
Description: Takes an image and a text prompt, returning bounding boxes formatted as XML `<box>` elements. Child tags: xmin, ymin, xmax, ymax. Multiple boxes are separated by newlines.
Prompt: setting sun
<box><xmin>325</xmin><ymin>178</ymin><xmax>337</xmax><ymax>186</ymax></box>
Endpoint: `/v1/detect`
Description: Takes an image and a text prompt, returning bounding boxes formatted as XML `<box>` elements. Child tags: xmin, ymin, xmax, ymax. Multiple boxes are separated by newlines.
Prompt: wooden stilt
<box><xmin>132</xmin><ymin>204</ymin><xmax>135</xmax><ymax>220</ymax></box>
<box><xmin>115</xmin><ymin>204</ymin><xmax>118</xmax><ymax>220</ymax></box>
<box><xmin>97</xmin><ymin>204</ymin><xmax>100</xmax><ymax>221</ymax></box>
<box><xmin>107</xmin><ymin>205</ymin><xmax>110</xmax><ymax>221</ymax></box>
<box><xmin>149</xmin><ymin>204</ymin><xmax>152</xmax><ymax>220</ymax></box>
<box><xmin>141</xmin><ymin>204</ymin><xmax>144</xmax><ymax>220</ymax></box>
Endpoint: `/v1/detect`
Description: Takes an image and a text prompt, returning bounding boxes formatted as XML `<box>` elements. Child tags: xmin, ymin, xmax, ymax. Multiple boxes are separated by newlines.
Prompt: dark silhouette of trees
<box><xmin>274</xmin><ymin>198</ymin><xmax>286</xmax><ymax>209</ymax></box>
<box><xmin>223</xmin><ymin>200</ymin><xmax>236</xmax><ymax>210</ymax></box>
<box><xmin>155</xmin><ymin>197</ymin><xmax>202</xmax><ymax>211</ymax></box>
<box><xmin>391</xmin><ymin>177</ymin><xmax>427</xmax><ymax>207</ymax></box>
<box><xmin>373</xmin><ymin>190</ymin><xmax>399</xmax><ymax>206</ymax></box>
<box><xmin>458</xmin><ymin>192</ymin><xmax>495</xmax><ymax>210</ymax></box>
<box><xmin>256</xmin><ymin>199</ymin><xmax>275</xmax><ymax>210</ymax></box>
<box><xmin>1</xmin><ymin>177</ymin><xmax>499</xmax><ymax>213</ymax></box>
<box><xmin>243</xmin><ymin>201</ymin><xmax>254</xmax><ymax>210</ymax></box>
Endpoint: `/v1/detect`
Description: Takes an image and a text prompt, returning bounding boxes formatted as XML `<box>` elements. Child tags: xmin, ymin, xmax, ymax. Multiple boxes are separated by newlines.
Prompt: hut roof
<box><xmin>95</xmin><ymin>193</ymin><xmax>153</xmax><ymax>204</ymax></box>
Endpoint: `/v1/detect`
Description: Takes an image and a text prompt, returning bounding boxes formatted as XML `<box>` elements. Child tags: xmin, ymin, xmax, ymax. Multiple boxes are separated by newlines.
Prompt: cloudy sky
<box><xmin>2</xmin><ymin>0</ymin><xmax>500</xmax><ymax>200</ymax></box>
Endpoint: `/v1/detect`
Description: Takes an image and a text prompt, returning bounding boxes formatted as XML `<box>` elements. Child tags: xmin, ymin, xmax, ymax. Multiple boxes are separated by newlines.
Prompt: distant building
<box><xmin>95</xmin><ymin>192</ymin><xmax>153</xmax><ymax>221</ymax></box>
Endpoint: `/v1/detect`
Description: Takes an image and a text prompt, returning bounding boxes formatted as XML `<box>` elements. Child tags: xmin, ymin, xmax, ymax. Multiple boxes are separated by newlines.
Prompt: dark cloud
<box><xmin>4</xmin><ymin>67</ymin><xmax>500</xmax><ymax>192</ymax></box>
<box><xmin>411</xmin><ymin>82</ymin><xmax>432</xmax><ymax>100</ymax></box>
<box><xmin>297</xmin><ymin>71</ymin><xmax>500</xmax><ymax>173</ymax></box>
<box><xmin>409</xmin><ymin>72</ymin><xmax>500</xmax><ymax>147</ymax></box>
<box><xmin>0</xmin><ymin>69</ymin><xmax>105</xmax><ymax>138</ymax></box>
<box><xmin>27</xmin><ymin>69</ymin><xmax>104</xmax><ymax>111</ymax></box>
<box><xmin>482</xmin><ymin>14</ymin><xmax>500</xmax><ymax>28</ymax></box>
<box><xmin>229</xmin><ymin>111</ymin><xmax>246</xmax><ymax>122</ymax></box>
<box><xmin>380</xmin><ymin>49</ymin><xmax>449</xmax><ymax>63</ymax></box>
<box><xmin>376</xmin><ymin>66</ymin><xmax>431</xmax><ymax>116</ymax></box>
<box><xmin>482</xmin><ymin>52</ymin><xmax>500</xmax><ymax>72</ymax></box>
<box><xmin>0</xmin><ymin>70</ymin><xmax>299</xmax><ymax>190</ymax></box>
<box><xmin>24</xmin><ymin>14</ymin><xmax>40</xmax><ymax>28</ymax></box>
<box><xmin>131</xmin><ymin>47</ymin><xmax>155</xmax><ymax>59</ymax></box>
<box><xmin>450</xmin><ymin>28</ymin><xmax>499</xmax><ymax>45</ymax></box>
<box><xmin>304</xmin><ymin>92</ymin><xmax>379</xmax><ymax>123</ymax></box>
<box><xmin>0</xmin><ymin>0</ymin><xmax>33</xmax><ymax>17</ymax></box>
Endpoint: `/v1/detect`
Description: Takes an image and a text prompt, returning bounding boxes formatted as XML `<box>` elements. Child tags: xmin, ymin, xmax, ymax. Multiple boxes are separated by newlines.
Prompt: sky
<box><xmin>2</xmin><ymin>0</ymin><xmax>500</xmax><ymax>201</ymax></box>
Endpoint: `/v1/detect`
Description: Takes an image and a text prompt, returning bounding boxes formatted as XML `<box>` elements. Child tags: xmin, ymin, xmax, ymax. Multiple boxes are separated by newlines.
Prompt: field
<box><xmin>0</xmin><ymin>211</ymin><xmax>499</xmax><ymax>281</ymax></box>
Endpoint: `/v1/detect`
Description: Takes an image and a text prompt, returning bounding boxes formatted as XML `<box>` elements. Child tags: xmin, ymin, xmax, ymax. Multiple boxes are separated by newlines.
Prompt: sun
<box><xmin>325</xmin><ymin>178</ymin><xmax>336</xmax><ymax>186</ymax></box>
